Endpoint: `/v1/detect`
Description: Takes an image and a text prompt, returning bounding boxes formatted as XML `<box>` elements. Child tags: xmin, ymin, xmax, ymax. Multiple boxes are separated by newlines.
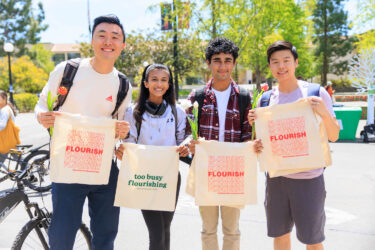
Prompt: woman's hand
<box><xmin>247</xmin><ymin>109</ymin><xmax>257</xmax><ymax>126</ymax></box>
<box><xmin>176</xmin><ymin>144</ymin><xmax>189</xmax><ymax>157</ymax></box>
<box><xmin>253</xmin><ymin>139</ymin><xmax>263</xmax><ymax>154</ymax></box>
<box><xmin>115</xmin><ymin>144</ymin><xmax>125</xmax><ymax>160</ymax></box>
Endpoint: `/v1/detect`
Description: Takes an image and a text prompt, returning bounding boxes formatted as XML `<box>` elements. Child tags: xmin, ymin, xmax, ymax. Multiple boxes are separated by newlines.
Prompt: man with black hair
<box><xmin>186</xmin><ymin>37</ymin><xmax>262</xmax><ymax>250</ymax></box>
<box><xmin>249</xmin><ymin>40</ymin><xmax>339</xmax><ymax>250</ymax></box>
<box><xmin>35</xmin><ymin>14</ymin><xmax>132</xmax><ymax>250</ymax></box>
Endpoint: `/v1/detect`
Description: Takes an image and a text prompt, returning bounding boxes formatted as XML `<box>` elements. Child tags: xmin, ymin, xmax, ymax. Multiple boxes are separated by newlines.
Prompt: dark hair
<box><xmin>92</xmin><ymin>14</ymin><xmax>125</xmax><ymax>42</ymax></box>
<box><xmin>133</xmin><ymin>64</ymin><xmax>175</xmax><ymax>124</ymax></box>
<box><xmin>267</xmin><ymin>41</ymin><xmax>298</xmax><ymax>63</ymax></box>
<box><xmin>0</xmin><ymin>90</ymin><xmax>16</xmax><ymax>116</ymax></box>
<box><xmin>205</xmin><ymin>37</ymin><xmax>239</xmax><ymax>63</ymax></box>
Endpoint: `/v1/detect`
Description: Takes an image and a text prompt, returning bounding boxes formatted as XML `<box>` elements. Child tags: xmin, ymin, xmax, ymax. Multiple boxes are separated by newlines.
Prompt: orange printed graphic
<box><xmin>268</xmin><ymin>116</ymin><xmax>309</xmax><ymax>158</ymax></box>
<box><xmin>208</xmin><ymin>156</ymin><xmax>245</xmax><ymax>194</ymax></box>
<box><xmin>64</xmin><ymin>129</ymin><xmax>105</xmax><ymax>173</ymax></box>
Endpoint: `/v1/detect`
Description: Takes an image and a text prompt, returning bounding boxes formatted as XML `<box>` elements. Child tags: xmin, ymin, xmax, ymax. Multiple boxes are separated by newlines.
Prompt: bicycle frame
<box><xmin>0</xmin><ymin>188</ymin><xmax>25</xmax><ymax>224</ymax></box>
<box><xmin>0</xmin><ymin>179</ymin><xmax>50</xmax><ymax>248</ymax></box>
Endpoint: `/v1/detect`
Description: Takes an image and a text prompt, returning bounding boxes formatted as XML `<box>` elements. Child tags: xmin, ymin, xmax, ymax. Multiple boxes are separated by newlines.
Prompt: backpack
<box><xmin>194</xmin><ymin>85</ymin><xmax>251</xmax><ymax>137</ymax></box>
<box><xmin>53</xmin><ymin>58</ymin><xmax>130</xmax><ymax>119</ymax></box>
<box><xmin>260</xmin><ymin>83</ymin><xmax>320</xmax><ymax>107</ymax></box>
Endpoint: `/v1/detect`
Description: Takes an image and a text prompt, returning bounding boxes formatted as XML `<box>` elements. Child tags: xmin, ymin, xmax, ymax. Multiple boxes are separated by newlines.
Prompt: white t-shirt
<box><xmin>35</xmin><ymin>58</ymin><xmax>132</xmax><ymax>120</ymax></box>
<box><xmin>212</xmin><ymin>85</ymin><xmax>231</xmax><ymax>142</ymax></box>
<box><xmin>124</xmin><ymin>102</ymin><xmax>187</xmax><ymax>146</ymax></box>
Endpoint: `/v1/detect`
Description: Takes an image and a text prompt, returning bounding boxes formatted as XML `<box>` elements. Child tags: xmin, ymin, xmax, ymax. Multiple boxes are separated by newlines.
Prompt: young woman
<box><xmin>115</xmin><ymin>64</ymin><xmax>189</xmax><ymax>250</ymax></box>
<box><xmin>0</xmin><ymin>90</ymin><xmax>17</xmax><ymax>164</ymax></box>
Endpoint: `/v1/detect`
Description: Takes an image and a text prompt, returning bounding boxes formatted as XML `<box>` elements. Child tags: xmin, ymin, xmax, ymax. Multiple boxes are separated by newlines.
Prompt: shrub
<box><xmin>132</xmin><ymin>89</ymin><xmax>139</xmax><ymax>101</ymax></box>
<box><xmin>14</xmin><ymin>93</ymin><xmax>38</xmax><ymax>112</ymax></box>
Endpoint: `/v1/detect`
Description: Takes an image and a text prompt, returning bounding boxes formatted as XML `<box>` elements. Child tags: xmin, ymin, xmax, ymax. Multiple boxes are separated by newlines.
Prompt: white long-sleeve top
<box><xmin>34</xmin><ymin>58</ymin><xmax>132</xmax><ymax>120</ymax></box>
<box><xmin>0</xmin><ymin>105</ymin><xmax>15</xmax><ymax>131</ymax></box>
<box><xmin>124</xmin><ymin>103</ymin><xmax>187</xmax><ymax>146</ymax></box>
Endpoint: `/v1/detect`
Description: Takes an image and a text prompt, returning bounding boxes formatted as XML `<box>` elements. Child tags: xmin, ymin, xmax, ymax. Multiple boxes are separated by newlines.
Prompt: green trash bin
<box><xmin>333</xmin><ymin>106</ymin><xmax>362</xmax><ymax>140</ymax></box>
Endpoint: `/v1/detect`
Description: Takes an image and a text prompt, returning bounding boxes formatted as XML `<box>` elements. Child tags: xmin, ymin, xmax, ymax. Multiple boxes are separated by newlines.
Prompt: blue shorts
<box><xmin>264</xmin><ymin>174</ymin><xmax>326</xmax><ymax>245</ymax></box>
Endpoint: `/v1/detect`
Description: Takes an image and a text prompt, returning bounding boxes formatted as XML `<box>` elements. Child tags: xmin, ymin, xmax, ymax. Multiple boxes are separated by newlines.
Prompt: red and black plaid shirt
<box><xmin>185</xmin><ymin>79</ymin><xmax>252</xmax><ymax>142</ymax></box>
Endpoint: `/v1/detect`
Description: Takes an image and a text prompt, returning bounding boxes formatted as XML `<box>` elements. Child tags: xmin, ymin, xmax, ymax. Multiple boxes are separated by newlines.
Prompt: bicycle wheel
<box><xmin>22</xmin><ymin>150</ymin><xmax>51</xmax><ymax>192</ymax></box>
<box><xmin>12</xmin><ymin>217</ymin><xmax>92</xmax><ymax>250</ymax></box>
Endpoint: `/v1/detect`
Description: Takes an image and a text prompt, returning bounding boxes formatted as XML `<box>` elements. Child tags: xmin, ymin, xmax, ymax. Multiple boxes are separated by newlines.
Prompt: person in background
<box><xmin>0</xmin><ymin>90</ymin><xmax>17</xmax><ymax>165</ymax></box>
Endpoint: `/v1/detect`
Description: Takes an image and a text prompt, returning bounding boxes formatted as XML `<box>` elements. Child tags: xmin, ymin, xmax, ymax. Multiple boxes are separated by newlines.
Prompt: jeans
<box><xmin>48</xmin><ymin>161</ymin><xmax>120</xmax><ymax>250</ymax></box>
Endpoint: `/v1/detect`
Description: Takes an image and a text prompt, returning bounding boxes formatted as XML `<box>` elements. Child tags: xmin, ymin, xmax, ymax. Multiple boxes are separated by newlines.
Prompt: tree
<box><xmin>28</xmin><ymin>44</ymin><xmax>54</xmax><ymax>74</ymax></box>
<box><xmin>203</xmin><ymin>0</ymin><xmax>313</xmax><ymax>88</ymax></box>
<box><xmin>353</xmin><ymin>0</ymin><xmax>375</xmax><ymax>51</ymax></box>
<box><xmin>0</xmin><ymin>56</ymin><xmax>48</xmax><ymax>93</ymax></box>
<box><xmin>313</xmin><ymin>0</ymin><xmax>357</xmax><ymax>85</ymax></box>
<box><xmin>0</xmin><ymin>0</ymin><xmax>48</xmax><ymax>56</ymax></box>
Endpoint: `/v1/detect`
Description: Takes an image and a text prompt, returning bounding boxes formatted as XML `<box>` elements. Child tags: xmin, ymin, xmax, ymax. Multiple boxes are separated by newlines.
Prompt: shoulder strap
<box><xmin>238</xmin><ymin>86</ymin><xmax>251</xmax><ymax>132</ymax></box>
<box><xmin>135</xmin><ymin>104</ymin><xmax>178</xmax><ymax>143</ymax></box>
<box><xmin>307</xmin><ymin>83</ymin><xmax>321</xmax><ymax>97</ymax></box>
<box><xmin>54</xmin><ymin>58</ymin><xmax>81</xmax><ymax>111</ymax></box>
<box><xmin>194</xmin><ymin>87</ymin><xmax>206</xmax><ymax>133</ymax></box>
<box><xmin>136</xmin><ymin>119</ymin><xmax>142</xmax><ymax>142</ymax></box>
<box><xmin>171</xmin><ymin>104</ymin><xmax>178</xmax><ymax>142</ymax></box>
<box><xmin>112</xmin><ymin>72</ymin><xmax>130</xmax><ymax>118</ymax></box>
<box><xmin>259</xmin><ymin>90</ymin><xmax>272</xmax><ymax>107</ymax></box>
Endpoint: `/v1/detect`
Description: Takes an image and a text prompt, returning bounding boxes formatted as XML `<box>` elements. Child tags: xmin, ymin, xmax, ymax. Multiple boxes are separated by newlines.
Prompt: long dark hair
<box><xmin>0</xmin><ymin>90</ymin><xmax>16</xmax><ymax>117</ymax></box>
<box><xmin>133</xmin><ymin>64</ymin><xmax>175</xmax><ymax>124</ymax></box>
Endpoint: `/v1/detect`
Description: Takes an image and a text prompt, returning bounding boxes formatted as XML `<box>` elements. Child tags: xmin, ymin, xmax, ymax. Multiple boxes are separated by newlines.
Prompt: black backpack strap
<box><xmin>135</xmin><ymin>119</ymin><xmax>142</xmax><ymax>143</ymax></box>
<box><xmin>112</xmin><ymin>72</ymin><xmax>130</xmax><ymax>118</ymax></box>
<box><xmin>259</xmin><ymin>90</ymin><xmax>272</xmax><ymax>107</ymax></box>
<box><xmin>238</xmin><ymin>86</ymin><xmax>251</xmax><ymax>135</ymax></box>
<box><xmin>307</xmin><ymin>83</ymin><xmax>321</xmax><ymax>97</ymax></box>
<box><xmin>136</xmin><ymin>104</ymin><xmax>178</xmax><ymax>143</ymax></box>
<box><xmin>194</xmin><ymin>87</ymin><xmax>206</xmax><ymax>134</ymax></box>
<box><xmin>53</xmin><ymin>58</ymin><xmax>81</xmax><ymax>111</ymax></box>
<box><xmin>171</xmin><ymin>104</ymin><xmax>178</xmax><ymax>142</ymax></box>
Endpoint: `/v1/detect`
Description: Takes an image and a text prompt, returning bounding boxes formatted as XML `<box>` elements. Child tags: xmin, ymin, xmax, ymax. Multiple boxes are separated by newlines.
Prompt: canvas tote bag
<box><xmin>0</xmin><ymin>110</ymin><xmax>20</xmax><ymax>154</ymax></box>
<box><xmin>114</xmin><ymin>143</ymin><xmax>179</xmax><ymax>212</ymax></box>
<box><xmin>255</xmin><ymin>99</ymin><xmax>331</xmax><ymax>175</ymax></box>
<box><xmin>50</xmin><ymin>113</ymin><xmax>116</xmax><ymax>184</ymax></box>
<box><xmin>187</xmin><ymin>140</ymin><xmax>257</xmax><ymax>207</ymax></box>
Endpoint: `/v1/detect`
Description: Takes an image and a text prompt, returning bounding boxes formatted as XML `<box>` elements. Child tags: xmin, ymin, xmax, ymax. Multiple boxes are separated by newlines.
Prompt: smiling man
<box><xmin>248</xmin><ymin>40</ymin><xmax>339</xmax><ymax>250</ymax></box>
<box><xmin>35</xmin><ymin>15</ymin><xmax>132</xmax><ymax>250</ymax></box>
<box><xmin>186</xmin><ymin>37</ymin><xmax>262</xmax><ymax>250</ymax></box>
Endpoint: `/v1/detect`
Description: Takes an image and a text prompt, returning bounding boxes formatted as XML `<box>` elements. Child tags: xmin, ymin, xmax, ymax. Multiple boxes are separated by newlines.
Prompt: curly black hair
<box><xmin>205</xmin><ymin>37</ymin><xmax>239</xmax><ymax>63</ymax></box>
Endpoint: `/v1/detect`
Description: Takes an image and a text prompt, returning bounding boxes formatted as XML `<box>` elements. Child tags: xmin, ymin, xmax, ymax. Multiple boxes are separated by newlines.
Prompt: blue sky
<box><xmin>35</xmin><ymin>0</ymin><xmax>364</xmax><ymax>44</ymax></box>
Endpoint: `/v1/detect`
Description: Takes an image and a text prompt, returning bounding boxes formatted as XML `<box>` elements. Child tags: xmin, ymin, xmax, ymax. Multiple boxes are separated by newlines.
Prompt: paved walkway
<box><xmin>0</xmin><ymin>113</ymin><xmax>374</xmax><ymax>249</ymax></box>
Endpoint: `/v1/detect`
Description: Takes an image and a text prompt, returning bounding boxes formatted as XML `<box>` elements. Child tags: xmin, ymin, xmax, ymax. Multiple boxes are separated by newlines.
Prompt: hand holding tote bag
<box><xmin>187</xmin><ymin>140</ymin><xmax>258</xmax><ymax>207</ymax></box>
<box><xmin>0</xmin><ymin>110</ymin><xmax>20</xmax><ymax>154</ymax></box>
<box><xmin>50</xmin><ymin>113</ymin><xmax>116</xmax><ymax>184</ymax></box>
<box><xmin>114</xmin><ymin>143</ymin><xmax>179</xmax><ymax>212</ymax></box>
<box><xmin>255</xmin><ymin>99</ymin><xmax>331</xmax><ymax>175</ymax></box>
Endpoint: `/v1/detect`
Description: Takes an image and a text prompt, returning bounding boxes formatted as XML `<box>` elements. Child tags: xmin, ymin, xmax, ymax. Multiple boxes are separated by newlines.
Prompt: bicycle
<box><xmin>0</xmin><ymin>143</ymin><xmax>51</xmax><ymax>192</ymax></box>
<box><xmin>0</xmin><ymin>161</ymin><xmax>92</xmax><ymax>249</ymax></box>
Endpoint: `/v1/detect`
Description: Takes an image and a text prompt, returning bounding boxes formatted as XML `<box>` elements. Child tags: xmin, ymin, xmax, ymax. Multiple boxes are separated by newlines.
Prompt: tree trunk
<box><xmin>256</xmin><ymin>65</ymin><xmax>261</xmax><ymax>91</ymax></box>
<box><xmin>322</xmin><ymin>0</ymin><xmax>328</xmax><ymax>86</ymax></box>
<box><xmin>211</xmin><ymin>0</ymin><xmax>216</xmax><ymax>39</ymax></box>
